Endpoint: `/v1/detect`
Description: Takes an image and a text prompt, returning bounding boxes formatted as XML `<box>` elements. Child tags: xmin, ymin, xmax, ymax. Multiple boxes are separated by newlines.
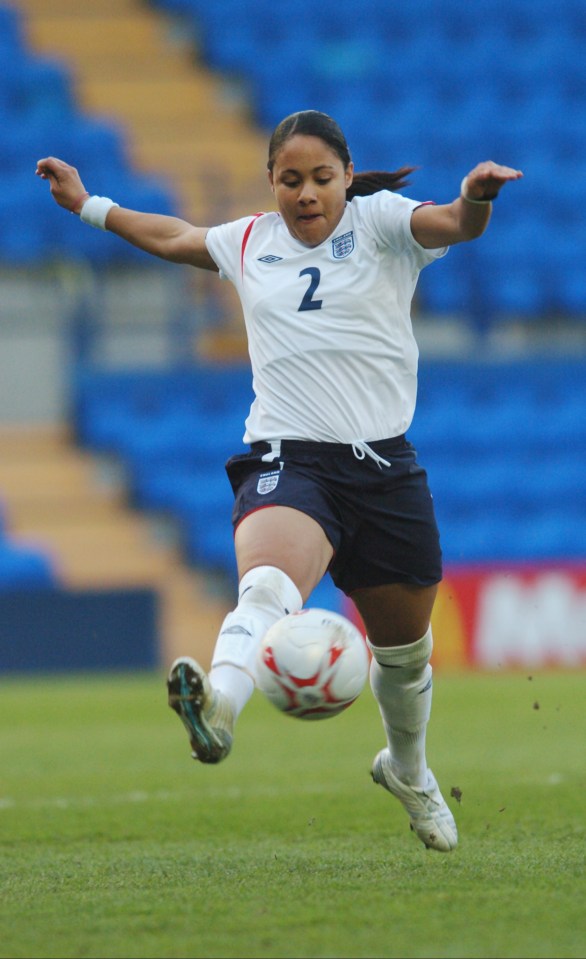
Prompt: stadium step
<box><xmin>19</xmin><ymin>0</ymin><xmax>269</xmax><ymax>222</ymax></box>
<box><xmin>0</xmin><ymin>424</ymin><xmax>230</xmax><ymax>668</ymax></box>
<box><xmin>18</xmin><ymin>0</ymin><xmax>268</xmax><ymax>359</ymax></box>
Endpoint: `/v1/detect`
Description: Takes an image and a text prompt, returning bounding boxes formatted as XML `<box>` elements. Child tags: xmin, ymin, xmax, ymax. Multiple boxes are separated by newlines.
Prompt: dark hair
<box><xmin>267</xmin><ymin>110</ymin><xmax>415</xmax><ymax>198</ymax></box>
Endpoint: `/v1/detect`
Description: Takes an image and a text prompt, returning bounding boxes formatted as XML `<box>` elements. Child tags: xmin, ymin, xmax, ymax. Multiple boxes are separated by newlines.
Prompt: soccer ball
<box><xmin>256</xmin><ymin>608</ymin><xmax>370</xmax><ymax>720</ymax></box>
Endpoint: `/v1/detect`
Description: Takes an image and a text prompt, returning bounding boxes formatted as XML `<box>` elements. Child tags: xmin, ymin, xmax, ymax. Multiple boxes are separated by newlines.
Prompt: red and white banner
<box><xmin>346</xmin><ymin>564</ymin><xmax>586</xmax><ymax>669</ymax></box>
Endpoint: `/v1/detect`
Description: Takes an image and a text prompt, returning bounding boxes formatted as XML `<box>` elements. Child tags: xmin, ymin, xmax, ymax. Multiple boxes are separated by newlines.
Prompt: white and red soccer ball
<box><xmin>256</xmin><ymin>608</ymin><xmax>370</xmax><ymax>720</ymax></box>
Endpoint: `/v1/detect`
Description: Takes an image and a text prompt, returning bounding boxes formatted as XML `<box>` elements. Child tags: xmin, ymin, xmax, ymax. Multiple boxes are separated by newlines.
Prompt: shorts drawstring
<box><xmin>258</xmin><ymin>437</ymin><xmax>391</xmax><ymax>469</ymax></box>
<box><xmin>351</xmin><ymin>440</ymin><xmax>391</xmax><ymax>469</ymax></box>
<box><xmin>261</xmin><ymin>440</ymin><xmax>282</xmax><ymax>462</ymax></box>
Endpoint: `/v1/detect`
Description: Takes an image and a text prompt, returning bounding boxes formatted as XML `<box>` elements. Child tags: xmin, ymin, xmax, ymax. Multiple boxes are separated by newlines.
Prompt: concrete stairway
<box><xmin>2</xmin><ymin>0</ymin><xmax>259</xmax><ymax>667</ymax></box>
<box><xmin>17</xmin><ymin>0</ymin><xmax>270</xmax><ymax>357</ymax></box>
<box><xmin>0</xmin><ymin>424</ymin><xmax>231</xmax><ymax>669</ymax></box>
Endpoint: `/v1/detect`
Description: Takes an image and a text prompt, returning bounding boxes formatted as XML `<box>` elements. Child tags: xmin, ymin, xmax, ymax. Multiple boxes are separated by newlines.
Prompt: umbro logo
<box><xmin>257</xmin><ymin>254</ymin><xmax>283</xmax><ymax>263</ymax></box>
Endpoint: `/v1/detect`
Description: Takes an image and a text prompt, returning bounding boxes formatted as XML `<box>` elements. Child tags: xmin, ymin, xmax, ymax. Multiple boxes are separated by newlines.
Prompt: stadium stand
<box><xmin>0</xmin><ymin>423</ymin><xmax>232</xmax><ymax>665</ymax></box>
<box><xmin>0</xmin><ymin>1</ymin><xmax>179</xmax><ymax>266</ymax></box>
<box><xmin>5</xmin><ymin>0</ymin><xmax>585</xmax><ymax>321</ymax></box>
<box><xmin>10</xmin><ymin>0</ymin><xmax>269</xmax><ymax>225</ymax></box>
<box><xmin>72</xmin><ymin>357</ymin><xmax>586</xmax><ymax>577</ymax></box>
<box><xmin>0</xmin><ymin>0</ymin><xmax>584</xmax><ymax>615</ymax></box>
<box><xmin>147</xmin><ymin>0</ymin><xmax>586</xmax><ymax>324</ymax></box>
<box><xmin>0</xmin><ymin>538</ymin><xmax>57</xmax><ymax>590</ymax></box>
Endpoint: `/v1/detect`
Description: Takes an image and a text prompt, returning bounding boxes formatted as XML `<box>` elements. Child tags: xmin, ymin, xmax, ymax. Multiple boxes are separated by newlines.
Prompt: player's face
<box><xmin>268</xmin><ymin>134</ymin><xmax>354</xmax><ymax>246</ymax></box>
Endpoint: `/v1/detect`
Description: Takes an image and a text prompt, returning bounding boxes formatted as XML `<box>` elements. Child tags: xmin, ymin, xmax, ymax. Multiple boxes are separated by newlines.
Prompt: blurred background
<box><xmin>0</xmin><ymin>0</ymin><xmax>584</xmax><ymax>675</ymax></box>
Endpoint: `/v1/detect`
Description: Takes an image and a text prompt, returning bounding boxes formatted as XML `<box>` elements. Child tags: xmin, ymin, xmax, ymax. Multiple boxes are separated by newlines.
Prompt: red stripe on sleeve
<box><xmin>240</xmin><ymin>213</ymin><xmax>264</xmax><ymax>277</ymax></box>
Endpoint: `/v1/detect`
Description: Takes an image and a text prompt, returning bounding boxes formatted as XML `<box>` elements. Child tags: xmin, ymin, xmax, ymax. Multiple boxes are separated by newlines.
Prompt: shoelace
<box><xmin>351</xmin><ymin>440</ymin><xmax>391</xmax><ymax>469</ymax></box>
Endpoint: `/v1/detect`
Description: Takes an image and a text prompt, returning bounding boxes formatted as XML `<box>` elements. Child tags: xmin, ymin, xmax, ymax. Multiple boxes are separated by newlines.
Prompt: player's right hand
<box><xmin>36</xmin><ymin>156</ymin><xmax>89</xmax><ymax>213</ymax></box>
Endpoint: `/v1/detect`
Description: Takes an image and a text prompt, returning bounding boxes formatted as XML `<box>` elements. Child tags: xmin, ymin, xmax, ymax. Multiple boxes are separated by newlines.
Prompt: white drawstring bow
<box><xmin>351</xmin><ymin>440</ymin><xmax>391</xmax><ymax>469</ymax></box>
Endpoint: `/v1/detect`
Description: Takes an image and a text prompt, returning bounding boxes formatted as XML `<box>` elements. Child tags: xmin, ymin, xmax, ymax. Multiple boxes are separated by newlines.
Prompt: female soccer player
<box><xmin>37</xmin><ymin>110</ymin><xmax>522</xmax><ymax>852</ymax></box>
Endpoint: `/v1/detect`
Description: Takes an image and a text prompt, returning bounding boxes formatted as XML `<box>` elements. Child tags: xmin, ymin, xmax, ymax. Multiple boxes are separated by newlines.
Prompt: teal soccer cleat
<box><xmin>167</xmin><ymin>657</ymin><xmax>234</xmax><ymax>764</ymax></box>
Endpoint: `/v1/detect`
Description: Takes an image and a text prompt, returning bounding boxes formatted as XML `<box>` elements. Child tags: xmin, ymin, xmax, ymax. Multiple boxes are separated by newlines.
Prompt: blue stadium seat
<box><xmin>0</xmin><ymin>4</ymin><xmax>181</xmax><ymax>266</ymax></box>
<box><xmin>441</xmin><ymin>508</ymin><xmax>586</xmax><ymax>564</ymax></box>
<box><xmin>144</xmin><ymin>0</ymin><xmax>586</xmax><ymax>322</ymax></box>
<box><xmin>0</xmin><ymin>44</ymin><xmax>75</xmax><ymax>118</ymax></box>
<box><xmin>0</xmin><ymin>3</ymin><xmax>25</xmax><ymax>49</ymax></box>
<box><xmin>417</xmin><ymin>246</ymin><xmax>474</xmax><ymax>315</ymax></box>
<box><xmin>74</xmin><ymin>358</ymin><xmax>586</xmax><ymax>573</ymax></box>
<box><xmin>305</xmin><ymin>575</ymin><xmax>346</xmax><ymax>615</ymax></box>
<box><xmin>0</xmin><ymin>542</ymin><xmax>58</xmax><ymax>591</ymax></box>
<box><xmin>73</xmin><ymin>365</ymin><xmax>252</xmax><ymax>447</ymax></box>
<box><xmin>512</xmin><ymin>509</ymin><xmax>586</xmax><ymax>560</ymax></box>
<box><xmin>179</xmin><ymin>480</ymin><xmax>236</xmax><ymax>573</ymax></box>
<box><xmin>0</xmin><ymin>186</ymin><xmax>51</xmax><ymax>263</ymax></box>
<box><xmin>121</xmin><ymin>412</ymin><xmax>244</xmax><ymax>506</ymax></box>
<box><xmin>74</xmin><ymin>368</ymin><xmax>193</xmax><ymax>447</ymax></box>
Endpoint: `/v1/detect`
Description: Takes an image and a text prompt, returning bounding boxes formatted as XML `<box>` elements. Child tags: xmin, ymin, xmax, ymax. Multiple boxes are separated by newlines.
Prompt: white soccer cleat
<box><xmin>167</xmin><ymin>656</ymin><xmax>234</xmax><ymax>764</ymax></box>
<box><xmin>371</xmin><ymin>748</ymin><xmax>458</xmax><ymax>852</ymax></box>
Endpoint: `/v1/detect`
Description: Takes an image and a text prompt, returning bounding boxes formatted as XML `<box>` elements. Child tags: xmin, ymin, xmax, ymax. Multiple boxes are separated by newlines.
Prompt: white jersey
<box><xmin>205</xmin><ymin>191</ymin><xmax>446</xmax><ymax>445</ymax></box>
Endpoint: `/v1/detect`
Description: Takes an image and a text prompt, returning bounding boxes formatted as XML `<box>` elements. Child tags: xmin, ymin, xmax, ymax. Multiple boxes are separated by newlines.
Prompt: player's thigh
<box><xmin>352</xmin><ymin>582</ymin><xmax>439</xmax><ymax>647</ymax></box>
<box><xmin>234</xmin><ymin>505</ymin><xmax>334</xmax><ymax>602</ymax></box>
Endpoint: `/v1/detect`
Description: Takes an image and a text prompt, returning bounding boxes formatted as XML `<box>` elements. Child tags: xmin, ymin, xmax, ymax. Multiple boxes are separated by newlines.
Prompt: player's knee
<box><xmin>238</xmin><ymin>565</ymin><xmax>303</xmax><ymax>616</ymax></box>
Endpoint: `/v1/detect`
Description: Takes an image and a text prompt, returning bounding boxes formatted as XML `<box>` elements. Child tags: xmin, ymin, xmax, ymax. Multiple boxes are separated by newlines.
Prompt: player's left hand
<box><xmin>463</xmin><ymin>161</ymin><xmax>523</xmax><ymax>201</ymax></box>
<box><xmin>35</xmin><ymin>156</ymin><xmax>89</xmax><ymax>213</ymax></box>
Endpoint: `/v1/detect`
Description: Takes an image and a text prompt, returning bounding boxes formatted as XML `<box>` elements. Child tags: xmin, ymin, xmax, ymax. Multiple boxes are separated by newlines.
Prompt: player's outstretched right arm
<box><xmin>35</xmin><ymin>156</ymin><xmax>219</xmax><ymax>272</ymax></box>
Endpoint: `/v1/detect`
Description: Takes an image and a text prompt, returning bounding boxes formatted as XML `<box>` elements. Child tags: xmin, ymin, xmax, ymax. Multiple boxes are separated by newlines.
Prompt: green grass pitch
<box><xmin>0</xmin><ymin>668</ymin><xmax>584</xmax><ymax>959</ymax></box>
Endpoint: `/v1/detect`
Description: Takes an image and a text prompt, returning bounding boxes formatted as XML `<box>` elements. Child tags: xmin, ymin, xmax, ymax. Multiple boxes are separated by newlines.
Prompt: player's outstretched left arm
<box><xmin>411</xmin><ymin>161</ymin><xmax>523</xmax><ymax>249</ymax></box>
<box><xmin>35</xmin><ymin>156</ymin><xmax>218</xmax><ymax>271</ymax></box>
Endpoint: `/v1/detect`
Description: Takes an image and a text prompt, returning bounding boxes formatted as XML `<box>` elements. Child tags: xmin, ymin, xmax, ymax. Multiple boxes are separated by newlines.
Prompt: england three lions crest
<box><xmin>257</xmin><ymin>470</ymin><xmax>280</xmax><ymax>495</ymax></box>
<box><xmin>332</xmin><ymin>230</ymin><xmax>355</xmax><ymax>259</ymax></box>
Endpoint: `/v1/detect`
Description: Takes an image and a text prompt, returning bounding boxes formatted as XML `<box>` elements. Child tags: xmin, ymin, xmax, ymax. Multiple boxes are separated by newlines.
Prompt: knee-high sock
<box><xmin>209</xmin><ymin>565</ymin><xmax>302</xmax><ymax>719</ymax></box>
<box><xmin>368</xmin><ymin>627</ymin><xmax>433</xmax><ymax>788</ymax></box>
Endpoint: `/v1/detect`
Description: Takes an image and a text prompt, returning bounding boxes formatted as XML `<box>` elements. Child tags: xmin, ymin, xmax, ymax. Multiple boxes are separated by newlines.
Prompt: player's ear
<box><xmin>345</xmin><ymin>162</ymin><xmax>354</xmax><ymax>189</ymax></box>
<box><xmin>267</xmin><ymin>169</ymin><xmax>275</xmax><ymax>193</ymax></box>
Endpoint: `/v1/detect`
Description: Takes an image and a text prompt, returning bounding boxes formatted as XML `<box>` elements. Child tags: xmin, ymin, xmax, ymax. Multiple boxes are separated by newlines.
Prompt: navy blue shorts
<box><xmin>225</xmin><ymin>435</ymin><xmax>442</xmax><ymax>596</ymax></box>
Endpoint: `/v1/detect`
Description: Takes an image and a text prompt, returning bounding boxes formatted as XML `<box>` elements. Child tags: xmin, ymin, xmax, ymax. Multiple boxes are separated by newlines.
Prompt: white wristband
<box><xmin>460</xmin><ymin>176</ymin><xmax>494</xmax><ymax>205</ymax></box>
<box><xmin>79</xmin><ymin>195</ymin><xmax>119</xmax><ymax>230</ymax></box>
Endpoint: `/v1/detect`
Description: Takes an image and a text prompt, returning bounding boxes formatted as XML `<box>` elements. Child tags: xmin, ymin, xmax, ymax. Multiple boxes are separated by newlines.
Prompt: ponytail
<box><xmin>346</xmin><ymin>168</ymin><xmax>416</xmax><ymax>200</ymax></box>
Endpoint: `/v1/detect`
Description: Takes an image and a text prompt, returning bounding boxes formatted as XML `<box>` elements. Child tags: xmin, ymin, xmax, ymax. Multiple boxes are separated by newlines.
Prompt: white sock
<box><xmin>208</xmin><ymin>664</ymin><xmax>254</xmax><ymax>720</ymax></box>
<box><xmin>209</xmin><ymin>565</ymin><xmax>302</xmax><ymax>719</ymax></box>
<box><xmin>368</xmin><ymin>627</ymin><xmax>433</xmax><ymax>788</ymax></box>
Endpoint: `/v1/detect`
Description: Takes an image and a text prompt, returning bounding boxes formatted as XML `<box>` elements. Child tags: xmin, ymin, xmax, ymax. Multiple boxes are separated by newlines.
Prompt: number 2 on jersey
<box><xmin>298</xmin><ymin>267</ymin><xmax>323</xmax><ymax>312</ymax></box>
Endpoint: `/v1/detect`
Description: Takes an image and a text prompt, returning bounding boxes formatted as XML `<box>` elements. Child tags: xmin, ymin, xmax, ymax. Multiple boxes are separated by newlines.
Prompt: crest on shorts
<box><xmin>257</xmin><ymin>470</ymin><xmax>280</xmax><ymax>495</ymax></box>
<box><xmin>332</xmin><ymin>230</ymin><xmax>354</xmax><ymax>258</ymax></box>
